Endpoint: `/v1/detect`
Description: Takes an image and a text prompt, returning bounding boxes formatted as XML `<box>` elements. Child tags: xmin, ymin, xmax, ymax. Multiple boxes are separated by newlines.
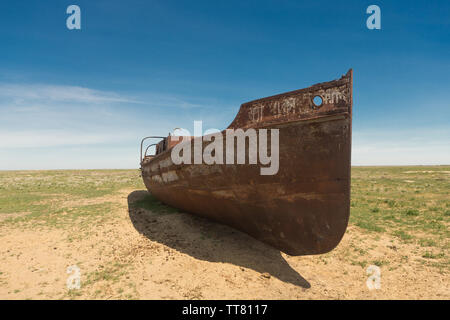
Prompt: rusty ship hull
<box><xmin>140</xmin><ymin>70</ymin><xmax>353</xmax><ymax>256</ymax></box>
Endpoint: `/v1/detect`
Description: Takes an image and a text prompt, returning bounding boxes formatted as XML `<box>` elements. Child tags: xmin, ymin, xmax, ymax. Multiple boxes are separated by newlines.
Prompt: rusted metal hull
<box><xmin>141</xmin><ymin>70</ymin><xmax>352</xmax><ymax>256</ymax></box>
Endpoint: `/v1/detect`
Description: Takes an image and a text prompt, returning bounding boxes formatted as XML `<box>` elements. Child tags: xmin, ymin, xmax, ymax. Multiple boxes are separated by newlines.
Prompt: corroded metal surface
<box><xmin>140</xmin><ymin>70</ymin><xmax>352</xmax><ymax>256</ymax></box>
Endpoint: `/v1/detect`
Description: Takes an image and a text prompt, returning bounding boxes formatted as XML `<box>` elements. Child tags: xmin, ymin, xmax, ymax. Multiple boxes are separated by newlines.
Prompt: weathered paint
<box><xmin>140</xmin><ymin>70</ymin><xmax>353</xmax><ymax>256</ymax></box>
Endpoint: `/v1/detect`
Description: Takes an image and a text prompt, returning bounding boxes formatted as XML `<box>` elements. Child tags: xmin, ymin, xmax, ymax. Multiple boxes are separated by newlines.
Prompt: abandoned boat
<box><xmin>140</xmin><ymin>69</ymin><xmax>353</xmax><ymax>256</ymax></box>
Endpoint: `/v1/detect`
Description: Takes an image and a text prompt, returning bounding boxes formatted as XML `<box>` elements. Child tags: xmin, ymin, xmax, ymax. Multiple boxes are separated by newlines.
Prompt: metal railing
<box><xmin>144</xmin><ymin>143</ymin><xmax>158</xmax><ymax>158</ymax></box>
<box><xmin>140</xmin><ymin>136</ymin><xmax>165</xmax><ymax>165</ymax></box>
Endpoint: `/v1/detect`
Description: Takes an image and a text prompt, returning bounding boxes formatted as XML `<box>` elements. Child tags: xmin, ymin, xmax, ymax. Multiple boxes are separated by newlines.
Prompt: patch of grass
<box><xmin>422</xmin><ymin>252</ymin><xmax>445</xmax><ymax>259</ymax></box>
<box><xmin>404</xmin><ymin>209</ymin><xmax>419</xmax><ymax>216</ymax></box>
<box><xmin>352</xmin><ymin>247</ymin><xmax>368</xmax><ymax>256</ymax></box>
<box><xmin>66</xmin><ymin>289</ymin><xmax>83</xmax><ymax>298</ymax></box>
<box><xmin>0</xmin><ymin>169</ymin><xmax>144</xmax><ymax>201</ymax></box>
<box><xmin>372</xmin><ymin>259</ymin><xmax>389</xmax><ymax>267</ymax></box>
<box><xmin>393</xmin><ymin>230</ymin><xmax>414</xmax><ymax>241</ymax></box>
<box><xmin>0</xmin><ymin>192</ymin><xmax>50</xmax><ymax>214</ymax></box>
<box><xmin>384</xmin><ymin>199</ymin><xmax>396</xmax><ymax>207</ymax></box>
<box><xmin>419</xmin><ymin>238</ymin><xmax>437</xmax><ymax>247</ymax></box>
<box><xmin>0</xmin><ymin>169</ymin><xmax>146</xmax><ymax>229</ymax></box>
<box><xmin>355</xmin><ymin>220</ymin><xmax>385</xmax><ymax>232</ymax></box>
<box><xmin>84</xmin><ymin>262</ymin><xmax>129</xmax><ymax>285</ymax></box>
<box><xmin>2</xmin><ymin>202</ymin><xmax>116</xmax><ymax>228</ymax></box>
<box><xmin>350</xmin><ymin>260</ymin><xmax>367</xmax><ymax>268</ymax></box>
<box><xmin>132</xmin><ymin>194</ymin><xmax>178</xmax><ymax>215</ymax></box>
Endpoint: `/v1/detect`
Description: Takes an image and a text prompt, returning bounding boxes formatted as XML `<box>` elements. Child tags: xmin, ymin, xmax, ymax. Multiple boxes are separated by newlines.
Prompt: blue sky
<box><xmin>0</xmin><ymin>0</ymin><xmax>449</xmax><ymax>169</ymax></box>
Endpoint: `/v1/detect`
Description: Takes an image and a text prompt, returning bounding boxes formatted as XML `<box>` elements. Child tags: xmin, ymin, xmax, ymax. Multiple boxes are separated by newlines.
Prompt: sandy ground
<box><xmin>0</xmin><ymin>188</ymin><xmax>448</xmax><ymax>300</ymax></box>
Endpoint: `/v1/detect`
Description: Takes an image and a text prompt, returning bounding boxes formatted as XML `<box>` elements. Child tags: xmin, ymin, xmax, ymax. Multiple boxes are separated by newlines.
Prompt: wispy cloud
<box><xmin>0</xmin><ymin>83</ymin><xmax>222</xmax><ymax>113</ymax></box>
<box><xmin>0</xmin><ymin>82</ymin><xmax>221</xmax><ymax>131</ymax></box>
<box><xmin>0</xmin><ymin>82</ymin><xmax>235</xmax><ymax>169</ymax></box>
<box><xmin>141</xmin><ymin>93</ymin><xmax>208</xmax><ymax>109</ymax></box>
<box><xmin>0</xmin><ymin>83</ymin><xmax>142</xmax><ymax>105</ymax></box>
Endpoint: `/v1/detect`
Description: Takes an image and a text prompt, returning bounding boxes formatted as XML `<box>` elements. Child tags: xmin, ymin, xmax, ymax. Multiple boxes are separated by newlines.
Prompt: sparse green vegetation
<box><xmin>132</xmin><ymin>194</ymin><xmax>178</xmax><ymax>215</ymax></box>
<box><xmin>350</xmin><ymin>166</ymin><xmax>449</xmax><ymax>256</ymax></box>
<box><xmin>393</xmin><ymin>230</ymin><xmax>413</xmax><ymax>241</ymax></box>
<box><xmin>85</xmin><ymin>262</ymin><xmax>129</xmax><ymax>284</ymax></box>
<box><xmin>419</xmin><ymin>238</ymin><xmax>437</xmax><ymax>247</ymax></box>
<box><xmin>0</xmin><ymin>170</ymin><xmax>144</xmax><ymax>228</ymax></box>
<box><xmin>372</xmin><ymin>259</ymin><xmax>389</xmax><ymax>267</ymax></box>
<box><xmin>404</xmin><ymin>209</ymin><xmax>419</xmax><ymax>216</ymax></box>
<box><xmin>422</xmin><ymin>251</ymin><xmax>445</xmax><ymax>259</ymax></box>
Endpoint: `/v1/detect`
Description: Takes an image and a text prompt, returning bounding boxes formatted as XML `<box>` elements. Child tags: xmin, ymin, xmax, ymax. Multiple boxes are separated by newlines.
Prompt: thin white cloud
<box><xmin>0</xmin><ymin>82</ymin><xmax>236</xmax><ymax>169</ymax></box>
<box><xmin>138</xmin><ymin>92</ymin><xmax>221</xmax><ymax>109</ymax></box>
<box><xmin>0</xmin><ymin>83</ymin><xmax>142</xmax><ymax>104</ymax></box>
<box><xmin>0</xmin><ymin>83</ymin><xmax>223</xmax><ymax>115</ymax></box>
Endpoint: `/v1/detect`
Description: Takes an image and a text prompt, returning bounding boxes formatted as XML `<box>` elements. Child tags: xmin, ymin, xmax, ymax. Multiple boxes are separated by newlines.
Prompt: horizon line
<box><xmin>1</xmin><ymin>164</ymin><xmax>450</xmax><ymax>172</ymax></box>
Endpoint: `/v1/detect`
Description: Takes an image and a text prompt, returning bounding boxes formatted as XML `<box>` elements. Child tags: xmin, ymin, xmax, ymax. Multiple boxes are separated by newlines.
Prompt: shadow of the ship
<box><xmin>128</xmin><ymin>190</ymin><xmax>311</xmax><ymax>289</ymax></box>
